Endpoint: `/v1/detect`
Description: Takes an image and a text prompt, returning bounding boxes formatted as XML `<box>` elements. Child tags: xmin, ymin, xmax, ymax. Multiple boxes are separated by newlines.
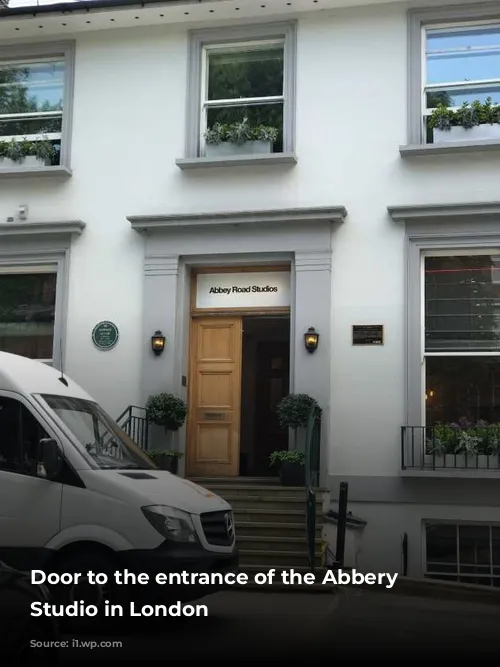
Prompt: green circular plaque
<box><xmin>92</xmin><ymin>321</ymin><xmax>119</xmax><ymax>351</ymax></box>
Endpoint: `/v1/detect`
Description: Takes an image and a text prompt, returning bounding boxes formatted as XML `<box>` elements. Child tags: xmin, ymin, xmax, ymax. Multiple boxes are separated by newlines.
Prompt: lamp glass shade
<box><xmin>151</xmin><ymin>331</ymin><xmax>165</xmax><ymax>354</ymax></box>
<box><xmin>304</xmin><ymin>328</ymin><xmax>319</xmax><ymax>352</ymax></box>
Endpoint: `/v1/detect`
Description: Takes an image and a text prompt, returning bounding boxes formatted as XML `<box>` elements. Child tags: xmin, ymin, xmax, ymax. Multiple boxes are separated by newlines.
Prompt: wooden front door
<box><xmin>186</xmin><ymin>316</ymin><xmax>242</xmax><ymax>477</ymax></box>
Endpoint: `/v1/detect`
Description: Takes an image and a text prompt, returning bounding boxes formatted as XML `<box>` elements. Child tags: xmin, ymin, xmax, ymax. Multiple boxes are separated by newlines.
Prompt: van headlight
<box><xmin>142</xmin><ymin>506</ymin><xmax>198</xmax><ymax>543</ymax></box>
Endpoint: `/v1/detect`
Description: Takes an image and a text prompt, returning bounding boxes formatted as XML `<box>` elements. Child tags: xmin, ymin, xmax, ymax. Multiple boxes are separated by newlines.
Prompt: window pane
<box><xmin>0</xmin><ymin>60</ymin><xmax>64</xmax><ymax>115</ymax></box>
<box><xmin>206</xmin><ymin>102</ymin><xmax>283</xmax><ymax>154</ymax></box>
<box><xmin>207</xmin><ymin>46</ymin><xmax>284</xmax><ymax>101</ymax></box>
<box><xmin>426</xmin><ymin>25</ymin><xmax>500</xmax><ymax>83</ymax></box>
<box><xmin>493</xmin><ymin>527</ymin><xmax>500</xmax><ymax>566</ymax></box>
<box><xmin>426</xmin><ymin>85</ymin><xmax>500</xmax><ymax>109</ymax></box>
<box><xmin>426</xmin><ymin>523</ymin><xmax>457</xmax><ymax>568</ymax></box>
<box><xmin>0</xmin><ymin>273</ymin><xmax>56</xmax><ymax>359</ymax></box>
<box><xmin>425</xmin><ymin>255</ymin><xmax>500</xmax><ymax>352</ymax></box>
<box><xmin>426</xmin><ymin>357</ymin><xmax>500</xmax><ymax>425</ymax></box>
<box><xmin>0</xmin><ymin>397</ymin><xmax>49</xmax><ymax>475</ymax></box>
<box><xmin>458</xmin><ymin>525</ymin><xmax>491</xmax><ymax>566</ymax></box>
<box><xmin>0</xmin><ymin>116</ymin><xmax>62</xmax><ymax>138</ymax></box>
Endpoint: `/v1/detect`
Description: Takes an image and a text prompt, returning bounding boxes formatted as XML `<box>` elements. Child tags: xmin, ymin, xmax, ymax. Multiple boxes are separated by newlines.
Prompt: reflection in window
<box><xmin>0</xmin><ymin>272</ymin><xmax>57</xmax><ymax>360</ymax></box>
<box><xmin>424</xmin><ymin>254</ymin><xmax>500</xmax><ymax>428</ymax></box>
<box><xmin>425</xmin><ymin>522</ymin><xmax>500</xmax><ymax>587</ymax></box>
<box><xmin>201</xmin><ymin>41</ymin><xmax>284</xmax><ymax>157</ymax></box>
<box><xmin>423</xmin><ymin>24</ymin><xmax>500</xmax><ymax>142</ymax></box>
<box><xmin>0</xmin><ymin>59</ymin><xmax>65</xmax><ymax>166</ymax></box>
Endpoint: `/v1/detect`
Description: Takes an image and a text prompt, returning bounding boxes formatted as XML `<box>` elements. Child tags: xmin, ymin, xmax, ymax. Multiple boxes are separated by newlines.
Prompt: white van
<box><xmin>0</xmin><ymin>352</ymin><xmax>237</xmax><ymax>608</ymax></box>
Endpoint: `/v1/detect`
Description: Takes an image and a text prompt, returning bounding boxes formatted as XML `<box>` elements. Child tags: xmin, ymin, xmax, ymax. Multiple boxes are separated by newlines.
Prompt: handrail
<box><xmin>116</xmin><ymin>405</ymin><xmax>149</xmax><ymax>450</ymax></box>
<box><xmin>305</xmin><ymin>404</ymin><xmax>321</xmax><ymax>572</ymax></box>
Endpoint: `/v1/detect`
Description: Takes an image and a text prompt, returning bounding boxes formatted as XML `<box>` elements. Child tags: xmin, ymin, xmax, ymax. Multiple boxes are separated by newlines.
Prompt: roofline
<box><xmin>0</xmin><ymin>0</ymin><xmax>195</xmax><ymax>18</ymax></box>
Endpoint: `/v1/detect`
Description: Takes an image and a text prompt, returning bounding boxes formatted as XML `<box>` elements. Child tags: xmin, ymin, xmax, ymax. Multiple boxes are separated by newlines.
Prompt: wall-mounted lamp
<box><xmin>304</xmin><ymin>327</ymin><xmax>319</xmax><ymax>353</ymax></box>
<box><xmin>151</xmin><ymin>330</ymin><xmax>166</xmax><ymax>356</ymax></box>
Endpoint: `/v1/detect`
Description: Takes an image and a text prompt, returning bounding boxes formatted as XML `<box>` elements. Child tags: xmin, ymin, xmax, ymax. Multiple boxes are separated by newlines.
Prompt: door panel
<box><xmin>187</xmin><ymin>317</ymin><xmax>242</xmax><ymax>477</ymax></box>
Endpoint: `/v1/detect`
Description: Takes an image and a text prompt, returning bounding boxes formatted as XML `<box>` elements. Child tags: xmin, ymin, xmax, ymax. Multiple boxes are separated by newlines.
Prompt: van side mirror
<box><xmin>38</xmin><ymin>438</ymin><xmax>62</xmax><ymax>480</ymax></box>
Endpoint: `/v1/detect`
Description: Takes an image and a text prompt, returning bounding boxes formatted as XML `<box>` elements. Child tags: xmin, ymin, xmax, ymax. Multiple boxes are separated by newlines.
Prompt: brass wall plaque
<box><xmin>352</xmin><ymin>325</ymin><xmax>384</xmax><ymax>346</ymax></box>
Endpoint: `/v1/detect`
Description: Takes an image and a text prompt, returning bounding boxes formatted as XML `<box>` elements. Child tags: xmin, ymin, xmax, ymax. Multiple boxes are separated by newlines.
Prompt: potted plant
<box><xmin>269</xmin><ymin>450</ymin><xmax>305</xmax><ymax>486</ymax></box>
<box><xmin>425</xmin><ymin>418</ymin><xmax>500</xmax><ymax>469</ymax></box>
<box><xmin>0</xmin><ymin>136</ymin><xmax>57</xmax><ymax>168</ymax></box>
<box><xmin>145</xmin><ymin>393</ymin><xmax>188</xmax><ymax>475</ymax></box>
<box><xmin>269</xmin><ymin>394</ymin><xmax>321</xmax><ymax>486</ymax></box>
<box><xmin>147</xmin><ymin>449</ymin><xmax>184</xmax><ymax>474</ymax></box>
<box><xmin>204</xmin><ymin>117</ymin><xmax>278</xmax><ymax>157</ymax></box>
<box><xmin>429</xmin><ymin>97</ymin><xmax>500</xmax><ymax>144</ymax></box>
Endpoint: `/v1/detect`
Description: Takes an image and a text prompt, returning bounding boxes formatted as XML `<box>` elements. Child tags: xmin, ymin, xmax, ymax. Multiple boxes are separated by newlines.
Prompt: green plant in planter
<box><xmin>204</xmin><ymin>117</ymin><xmax>279</xmax><ymax>145</ymax></box>
<box><xmin>426</xmin><ymin>419</ymin><xmax>500</xmax><ymax>456</ymax></box>
<box><xmin>276</xmin><ymin>393</ymin><xmax>321</xmax><ymax>433</ymax></box>
<box><xmin>429</xmin><ymin>97</ymin><xmax>500</xmax><ymax>131</ymax></box>
<box><xmin>145</xmin><ymin>393</ymin><xmax>188</xmax><ymax>431</ymax></box>
<box><xmin>0</xmin><ymin>136</ymin><xmax>56</xmax><ymax>165</ymax></box>
<box><xmin>269</xmin><ymin>450</ymin><xmax>305</xmax><ymax>467</ymax></box>
<box><xmin>147</xmin><ymin>448</ymin><xmax>184</xmax><ymax>474</ymax></box>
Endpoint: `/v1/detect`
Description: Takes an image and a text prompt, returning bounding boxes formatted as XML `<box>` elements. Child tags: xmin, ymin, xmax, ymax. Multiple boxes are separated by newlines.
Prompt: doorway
<box><xmin>240</xmin><ymin>316</ymin><xmax>290</xmax><ymax>476</ymax></box>
<box><xmin>186</xmin><ymin>314</ymin><xmax>290</xmax><ymax>478</ymax></box>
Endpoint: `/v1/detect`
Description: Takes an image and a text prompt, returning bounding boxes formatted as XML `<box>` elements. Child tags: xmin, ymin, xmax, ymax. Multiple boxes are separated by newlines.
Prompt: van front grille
<box><xmin>200</xmin><ymin>510</ymin><xmax>235</xmax><ymax>547</ymax></box>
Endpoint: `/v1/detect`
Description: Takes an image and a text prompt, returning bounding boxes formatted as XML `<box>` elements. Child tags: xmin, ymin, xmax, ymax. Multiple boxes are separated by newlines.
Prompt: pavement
<box><xmin>52</xmin><ymin>587</ymin><xmax>500</xmax><ymax>662</ymax></box>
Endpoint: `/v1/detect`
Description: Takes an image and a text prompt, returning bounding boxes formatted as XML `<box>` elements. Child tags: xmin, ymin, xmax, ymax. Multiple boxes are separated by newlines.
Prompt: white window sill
<box><xmin>0</xmin><ymin>165</ymin><xmax>72</xmax><ymax>178</ymax></box>
<box><xmin>175</xmin><ymin>152</ymin><xmax>297</xmax><ymax>170</ymax></box>
<box><xmin>400</xmin><ymin>139</ymin><xmax>500</xmax><ymax>157</ymax></box>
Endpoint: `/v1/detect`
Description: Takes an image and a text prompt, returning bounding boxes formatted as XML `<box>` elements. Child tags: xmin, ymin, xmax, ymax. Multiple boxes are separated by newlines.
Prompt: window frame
<box><xmin>0</xmin><ymin>41</ymin><xmax>75</xmax><ymax>176</ymax></box>
<box><xmin>406</xmin><ymin>227</ymin><xmax>500</xmax><ymax>429</ymax></box>
<box><xmin>423</xmin><ymin>519</ymin><xmax>500</xmax><ymax>586</ymax></box>
<box><xmin>0</xmin><ymin>390</ymin><xmax>57</xmax><ymax>479</ymax></box>
<box><xmin>419</xmin><ymin>247</ymin><xmax>500</xmax><ymax>426</ymax></box>
<box><xmin>0</xmin><ymin>252</ymin><xmax>69</xmax><ymax>370</ymax></box>
<box><xmin>182</xmin><ymin>22</ymin><xmax>297</xmax><ymax>164</ymax></box>
<box><xmin>407</xmin><ymin>4</ymin><xmax>500</xmax><ymax>147</ymax></box>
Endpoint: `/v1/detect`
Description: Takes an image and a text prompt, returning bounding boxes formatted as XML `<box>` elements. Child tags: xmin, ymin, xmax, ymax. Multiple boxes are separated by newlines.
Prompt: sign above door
<box><xmin>195</xmin><ymin>271</ymin><xmax>291</xmax><ymax>310</ymax></box>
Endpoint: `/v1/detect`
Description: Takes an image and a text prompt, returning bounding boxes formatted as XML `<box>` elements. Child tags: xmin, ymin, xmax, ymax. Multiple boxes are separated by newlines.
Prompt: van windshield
<box><xmin>39</xmin><ymin>395</ymin><xmax>155</xmax><ymax>470</ymax></box>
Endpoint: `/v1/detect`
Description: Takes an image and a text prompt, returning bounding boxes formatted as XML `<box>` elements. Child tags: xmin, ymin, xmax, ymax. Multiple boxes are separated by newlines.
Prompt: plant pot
<box><xmin>205</xmin><ymin>140</ymin><xmax>272</xmax><ymax>158</ymax></box>
<box><xmin>155</xmin><ymin>454</ymin><xmax>179</xmax><ymax>474</ymax></box>
<box><xmin>433</xmin><ymin>124</ymin><xmax>500</xmax><ymax>144</ymax></box>
<box><xmin>279</xmin><ymin>461</ymin><xmax>305</xmax><ymax>486</ymax></box>
<box><xmin>0</xmin><ymin>155</ymin><xmax>46</xmax><ymax>168</ymax></box>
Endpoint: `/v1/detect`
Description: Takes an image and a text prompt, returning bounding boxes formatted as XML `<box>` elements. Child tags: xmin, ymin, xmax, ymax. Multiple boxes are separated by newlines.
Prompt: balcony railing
<box><xmin>401</xmin><ymin>425</ymin><xmax>500</xmax><ymax>471</ymax></box>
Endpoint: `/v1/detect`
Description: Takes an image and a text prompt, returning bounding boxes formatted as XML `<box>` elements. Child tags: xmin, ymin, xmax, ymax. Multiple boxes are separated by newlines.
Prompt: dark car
<box><xmin>0</xmin><ymin>560</ymin><xmax>60</xmax><ymax>663</ymax></box>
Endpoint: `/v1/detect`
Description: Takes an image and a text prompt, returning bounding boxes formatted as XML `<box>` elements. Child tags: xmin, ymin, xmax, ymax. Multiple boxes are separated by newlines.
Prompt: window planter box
<box><xmin>0</xmin><ymin>156</ymin><xmax>47</xmax><ymax>169</ymax></box>
<box><xmin>424</xmin><ymin>454</ymin><xmax>500</xmax><ymax>470</ymax></box>
<box><xmin>433</xmin><ymin>124</ymin><xmax>500</xmax><ymax>144</ymax></box>
<box><xmin>205</xmin><ymin>140</ymin><xmax>272</xmax><ymax>158</ymax></box>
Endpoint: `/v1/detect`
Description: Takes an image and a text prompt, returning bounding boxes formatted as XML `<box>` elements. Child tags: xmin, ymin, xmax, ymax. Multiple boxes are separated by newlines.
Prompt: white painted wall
<box><xmin>2</xmin><ymin>3</ymin><xmax>500</xmax><ymax>453</ymax></box>
<box><xmin>347</xmin><ymin>501</ymin><xmax>500</xmax><ymax>577</ymax></box>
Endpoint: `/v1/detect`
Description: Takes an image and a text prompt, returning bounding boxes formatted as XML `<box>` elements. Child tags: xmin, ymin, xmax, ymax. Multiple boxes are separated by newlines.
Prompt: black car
<box><xmin>0</xmin><ymin>560</ymin><xmax>60</xmax><ymax>663</ymax></box>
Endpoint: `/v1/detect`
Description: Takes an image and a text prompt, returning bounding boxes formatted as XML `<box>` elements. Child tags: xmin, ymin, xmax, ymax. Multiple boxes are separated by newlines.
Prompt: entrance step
<box><xmin>236</xmin><ymin>521</ymin><xmax>322</xmax><ymax>538</ymax></box>
<box><xmin>239</xmin><ymin>549</ymin><xmax>322</xmax><ymax>568</ymax></box>
<box><xmin>190</xmin><ymin>479</ymin><xmax>326</xmax><ymax>571</ymax></box>
<box><xmin>237</xmin><ymin>535</ymin><xmax>322</xmax><ymax>554</ymax></box>
<box><xmin>221</xmin><ymin>494</ymin><xmax>323</xmax><ymax>512</ymax></box>
<box><xmin>234</xmin><ymin>508</ymin><xmax>311</xmax><ymax>524</ymax></box>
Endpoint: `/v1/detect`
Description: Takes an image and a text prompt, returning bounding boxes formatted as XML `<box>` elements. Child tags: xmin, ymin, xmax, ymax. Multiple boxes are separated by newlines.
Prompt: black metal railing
<box><xmin>117</xmin><ymin>405</ymin><xmax>149</xmax><ymax>450</ymax></box>
<box><xmin>401</xmin><ymin>425</ymin><xmax>500</xmax><ymax>471</ymax></box>
<box><xmin>305</xmin><ymin>404</ymin><xmax>321</xmax><ymax>571</ymax></box>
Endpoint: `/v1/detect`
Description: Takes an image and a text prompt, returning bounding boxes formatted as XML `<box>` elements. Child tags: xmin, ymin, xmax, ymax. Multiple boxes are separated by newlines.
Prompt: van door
<box><xmin>0</xmin><ymin>392</ymin><xmax>62</xmax><ymax>570</ymax></box>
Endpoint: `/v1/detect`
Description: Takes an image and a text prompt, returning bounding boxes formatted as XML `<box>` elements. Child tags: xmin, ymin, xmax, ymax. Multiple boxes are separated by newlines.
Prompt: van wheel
<box><xmin>54</xmin><ymin>550</ymin><xmax>126</xmax><ymax>630</ymax></box>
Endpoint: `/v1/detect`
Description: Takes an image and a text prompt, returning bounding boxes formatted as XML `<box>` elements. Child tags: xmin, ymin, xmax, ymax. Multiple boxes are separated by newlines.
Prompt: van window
<box><xmin>0</xmin><ymin>397</ymin><xmax>49</xmax><ymax>476</ymax></box>
<box><xmin>39</xmin><ymin>395</ymin><xmax>154</xmax><ymax>470</ymax></box>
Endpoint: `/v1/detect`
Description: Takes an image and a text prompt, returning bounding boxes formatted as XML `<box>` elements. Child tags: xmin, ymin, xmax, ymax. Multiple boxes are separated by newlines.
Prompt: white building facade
<box><xmin>1</xmin><ymin>0</ymin><xmax>500</xmax><ymax>583</ymax></box>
